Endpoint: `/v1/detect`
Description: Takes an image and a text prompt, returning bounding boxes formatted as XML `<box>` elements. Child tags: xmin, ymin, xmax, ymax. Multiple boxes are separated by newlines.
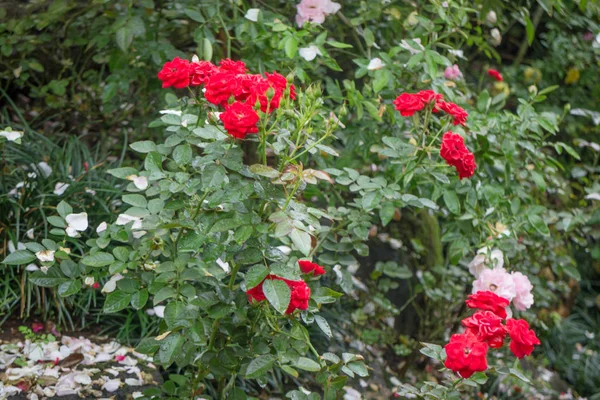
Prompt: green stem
<box><xmin>228</xmin><ymin>261</ymin><xmax>240</xmax><ymax>289</ymax></box>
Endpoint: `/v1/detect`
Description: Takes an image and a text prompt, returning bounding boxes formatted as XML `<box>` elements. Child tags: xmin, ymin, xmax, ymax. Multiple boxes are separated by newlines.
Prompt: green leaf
<box><xmin>280</xmin><ymin>365</ymin><xmax>299</xmax><ymax>378</ymax></box>
<box><xmin>443</xmin><ymin>191</ymin><xmax>460</xmax><ymax>215</ymax></box>
<box><xmin>123</xmin><ymin>194</ymin><xmax>147</xmax><ymax>208</ymax></box>
<box><xmin>379</xmin><ymin>202</ymin><xmax>395</xmax><ymax>227</ymax></box>
<box><xmin>524</xmin><ymin>14</ymin><xmax>535</xmax><ymax>45</ymax></box>
<box><xmin>263</xmin><ymin>279</ymin><xmax>291</xmax><ymax>315</ymax></box>
<box><xmin>509</xmin><ymin>368</ymin><xmax>531</xmax><ymax>384</ymax></box>
<box><xmin>112</xmin><ymin>247</ymin><xmax>130</xmax><ymax>262</ymax></box>
<box><xmin>81</xmin><ymin>252</ymin><xmax>115</xmax><ymax>267</ymax></box>
<box><xmin>104</xmin><ymin>291</ymin><xmax>133</xmax><ymax>313</ymax></box>
<box><xmin>245</xmin><ymin>265</ymin><xmax>269</xmax><ymax>289</ymax></box>
<box><xmin>3</xmin><ymin>250</ymin><xmax>36</xmax><ymax>265</ymax></box>
<box><xmin>60</xmin><ymin>260</ymin><xmax>80</xmax><ymax>278</ymax></box>
<box><xmin>136</xmin><ymin>338</ymin><xmax>160</xmax><ymax>355</ymax></box>
<box><xmin>296</xmin><ymin>357</ymin><xmax>321</xmax><ymax>372</ymax></box>
<box><xmin>246</xmin><ymin>354</ymin><xmax>276</xmax><ymax>379</ymax></box>
<box><xmin>290</xmin><ymin>229</ymin><xmax>312</xmax><ymax>256</ymax></box>
<box><xmin>210</xmin><ymin>218</ymin><xmax>245</xmax><ymax>233</ymax></box>
<box><xmin>285</xmin><ymin>36</ymin><xmax>298</xmax><ymax>58</ymax></box>
<box><xmin>108</xmin><ymin>167</ymin><xmax>138</xmax><ymax>179</ymax></box>
<box><xmin>115</xmin><ymin>27</ymin><xmax>133</xmax><ymax>52</ymax></box>
<box><xmin>131</xmin><ymin>289</ymin><xmax>149</xmax><ymax>309</ymax></box>
<box><xmin>145</xmin><ymin>151</ymin><xmax>163</xmax><ymax>172</ymax></box>
<box><xmin>528</xmin><ymin>214</ymin><xmax>550</xmax><ymax>236</ymax></box>
<box><xmin>347</xmin><ymin>361</ymin><xmax>368</xmax><ymax>377</ymax></box>
<box><xmin>173</xmin><ymin>144</ymin><xmax>192</xmax><ymax>166</ymax></box>
<box><xmin>130</xmin><ymin>141</ymin><xmax>156</xmax><ymax>153</ymax></box>
<box><xmin>154</xmin><ymin>286</ymin><xmax>177</xmax><ymax>305</ymax></box>
<box><xmin>57</xmin><ymin>201</ymin><xmax>72</xmax><ymax>218</ymax></box>
<box><xmin>249</xmin><ymin>164</ymin><xmax>280</xmax><ymax>179</ymax></box>
<box><xmin>431</xmin><ymin>172</ymin><xmax>450</xmax><ymax>184</ymax></box>
<box><xmin>202</xmin><ymin>164</ymin><xmax>227</xmax><ymax>190</ymax></box>
<box><xmin>159</xmin><ymin>333</ymin><xmax>185</xmax><ymax>367</ymax></box>
<box><xmin>184</xmin><ymin>8</ymin><xmax>204</xmax><ymax>22</ymax></box>
<box><xmin>419</xmin><ymin>342</ymin><xmax>443</xmax><ymax>361</ymax></box>
<box><xmin>29</xmin><ymin>269</ymin><xmax>67</xmax><ymax>287</ymax></box>
<box><xmin>561</xmin><ymin>264</ymin><xmax>581</xmax><ymax>280</ymax></box>
<box><xmin>315</xmin><ymin>315</ymin><xmax>332</xmax><ymax>338</ymax></box>
<box><xmin>58</xmin><ymin>281</ymin><xmax>80</xmax><ymax>297</ymax></box>
<box><xmin>47</xmin><ymin>216</ymin><xmax>66</xmax><ymax>228</ymax></box>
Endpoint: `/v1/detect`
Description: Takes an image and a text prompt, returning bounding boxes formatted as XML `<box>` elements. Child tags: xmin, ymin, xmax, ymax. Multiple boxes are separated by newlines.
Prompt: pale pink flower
<box><xmin>511</xmin><ymin>271</ymin><xmax>534</xmax><ymax>311</ymax></box>
<box><xmin>296</xmin><ymin>0</ymin><xmax>341</xmax><ymax>27</ymax></box>
<box><xmin>444</xmin><ymin>64</ymin><xmax>462</xmax><ymax>80</ymax></box>
<box><xmin>472</xmin><ymin>267</ymin><xmax>516</xmax><ymax>302</ymax></box>
<box><xmin>468</xmin><ymin>248</ymin><xmax>503</xmax><ymax>278</ymax></box>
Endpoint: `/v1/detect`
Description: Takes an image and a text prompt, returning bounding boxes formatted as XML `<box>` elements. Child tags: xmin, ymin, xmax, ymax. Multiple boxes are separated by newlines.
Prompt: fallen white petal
<box><xmin>367</xmin><ymin>57</ymin><xmax>385</xmax><ymax>70</ymax></box>
<box><xmin>37</xmin><ymin>161</ymin><xmax>53</xmax><ymax>178</ymax></box>
<box><xmin>53</xmin><ymin>182</ymin><xmax>69</xmax><ymax>196</ymax></box>
<box><xmin>65</xmin><ymin>226</ymin><xmax>80</xmax><ymax>238</ymax></box>
<box><xmin>159</xmin><ymin>109</ymin><xmax>182</xmax><ymax>116</ymax></box>
<box><xmin>245</xmin><ymin>8</ymin><xmax>260</xmax><ymax>22</ymax></box>
<box><xmin>216</xmin><ymin>258</ymin><xmax>231</xmax><ymax>273</ymax></box>
<box><xmin>66</xmin><ymin>212</ymin><xmax>88</xmax><ymax>232</ymax></box>
<box><xmin>25</xmin><ymin>264</ymin><xmax>39</xmax><ymax>271</ymax></box>
<box><xmin>35</xmin><ymin>250</ymin><xmax>55</xmax><ymax>262</ymax></box>
<box><xmin>96</xmin><ymin>221</ymin><xmax>108</xmax><ymax>234</ymax></box>
<box><xmin>586</xmin><ymin>193</ymin><xmax>600</xmax><ymax>201</ymax></box>
<box><xmin>26</xmin><ymin>228</ymin><xmax>34</xmax><ymax>239</ymax></box>
<box><xmin>0</xmin><ymin>129</ymin><xmax>24</xmax><ymax>141</ymax></box>
<box><xmin>299</xmin><ymin>45</ymin><xmax>322</xmax><ymax>61</ymax></box>
<box><xmin>102</xmin><ymin>378</ymin><xmax>121</xmax><ymax>392</ymax></box>
<box><xmin>153</xmin><ymin>306</ymin><xmax>165</xmax><ymax>318</ymax></box>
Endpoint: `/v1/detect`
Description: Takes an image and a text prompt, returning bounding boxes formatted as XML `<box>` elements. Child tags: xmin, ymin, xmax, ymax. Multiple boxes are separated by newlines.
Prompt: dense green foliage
<box><xmin>1</xmin><ymin>1</ymin><xmax>599</xmax><ymax>399</ymax></box>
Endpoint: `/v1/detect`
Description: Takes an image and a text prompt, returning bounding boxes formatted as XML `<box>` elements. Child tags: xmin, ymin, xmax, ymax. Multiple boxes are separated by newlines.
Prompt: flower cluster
<box><xmin>246</xmin><ymin>260</ymin><xmax>326</xmax><ymax>314</ymax></box>
<box><xmin>444</xmin><ymin>291</ymin><xmax>541</xmax><ymax>378</ymax></box>
<box><xmin>472</xmin><ymin>266</ymin><xmax>534</xmax><ymax>311</ymax></box>
<box><xmin>392</xmin><ymin>90</ymin><xmax>468</xmax><ymax>126</ymax></box>
<box><xmin>440</xmin><ymin>132</ymin><xmax>476</xmax><ymax>179</ymax></box>
<box><xmin>295</xmin><ymin>0</ymin><xmax>341</xmax><ymax>27</ymax></box>
<box><xmin>157</xmin><ymin>57</ymin><xmax>296</xmax><ymax>139</ymax></box>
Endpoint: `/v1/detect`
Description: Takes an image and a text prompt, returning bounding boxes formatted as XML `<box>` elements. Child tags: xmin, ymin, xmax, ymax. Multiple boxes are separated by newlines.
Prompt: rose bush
<box><xmin>2</xmin><ymin>0</ymin><xmax>599</xmax><ymax>398</ymax></box>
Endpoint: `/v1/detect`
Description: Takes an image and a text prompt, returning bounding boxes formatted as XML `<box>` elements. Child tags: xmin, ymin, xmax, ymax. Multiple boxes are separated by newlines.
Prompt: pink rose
<box><xmin>511</xmin><ymin>272</ymin><xmax>534</xmax><ymax>311</ymax></box>
<box><xmin>444</xmin><ymin>64</ymin><xmax>462</xmax><ymax>80</ymax></box>
<box><xmin>472</xmin><ymin>267</ymin><xmax>516</xmax><ymax>302</ymax></box>
<box><xmin>296</xmin><ymin>0</ymin><xmax>341</xmax><ymax>27</ymax></box>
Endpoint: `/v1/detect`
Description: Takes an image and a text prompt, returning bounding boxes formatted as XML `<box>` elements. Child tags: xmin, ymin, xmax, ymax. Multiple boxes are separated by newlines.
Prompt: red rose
<box><xmin>236</xmin><ymin>74</ymin><xmax>270</xmax><ymax>104</ymax></box>
<box><xmin>204</xmin><ymin>72</ymin><xmax>240</xmax><ymax>106</ymax></box>
<box><xmin>247</xmin><ymin>282</ymin><xmax>267</xmax><ymax>303</ymax></box>
<box><xmin>440</xmin><ymin>132</ymin><xmax>476</xmax><ymax>180</ymax></box>
<box><xmin>462</xmin><ymin>311</ymin><xmax>507</xmax><ymax>348</ymax></box>
<box><xmin>444</xmin><ymin>332</ymin><xmax>489</xmax><ymax>378</ymax></box>
<box><xmin>298</xmin><ymin>260</ymin><xmax>326</xmax><ymax>276</ymax></box>
<box><xmin>457</xmin><ymin>152</ymin><xmax>476</xmax><ymax>179</ymax></box>
<box><xmin>157</xmin><ymin>57</ymin><xmax>192</xmax><ymax>89</ymax></box>
<box><xmin>440</xmin><ymin>131</ymin><xmax>467</xmax><ymax>163</ymax></box>
<box><xmin>190</xmin><ymin>61</ymin><xmax>218</xmax><ymax>86</ymax></box>
<box><xmin>286</xmin><ymin>278</ymin><xmax>311</xmax><ymax>313</ymax></box>
<box><xmin>436</xmin><ymin>101</ymin><xmax>468</xmax><ymax>126</ymax></box>
<box><xmin>393</xmin><ymin>93</ymin><xmax>426</xmax><ymax>117</ymax></box>
<box><xmin>417</xmin><ymin>89</ymin><xmax>443</xmax><ymax>104</ymax></box>
<box><xmin>506</xmin><ymin>318</ymin><xmax>540</xmax><ymax>358</ymax></box>
<box><xmin>466</xmin><ymin>291</ymin><xmax>509</xmax><ymax>319</ymax></box>
<box><xmin>219</xmin><ymin>102</ymin><xmax>259</xmax><ymax>139</ymax></box>
<box><xmin>246</xmin><ymin>275</ymin><xmax>311</xmax><ymax>314</ymax></box>
<box><xmin>488</xmin><ymin>68</ymin><xmax>503</xmax><ymax>82</ymax></box>
<box><xmin>219</xmin><ymin>58</ymin><xmax>247</xmax><ymax>74</ymax></box>
<box><xmin>92</xmin><ymin>282</ymin><xmax>100</xmax><ymax>289</ymax></box>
